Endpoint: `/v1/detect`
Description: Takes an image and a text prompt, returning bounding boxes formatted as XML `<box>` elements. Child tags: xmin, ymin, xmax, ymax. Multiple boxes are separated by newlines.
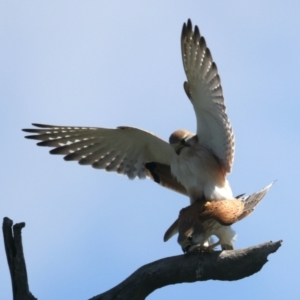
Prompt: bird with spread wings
<box><xmin>23</xmin><ymin>19</ymin><xmax>272</xmax><ymax>252</ymax></box>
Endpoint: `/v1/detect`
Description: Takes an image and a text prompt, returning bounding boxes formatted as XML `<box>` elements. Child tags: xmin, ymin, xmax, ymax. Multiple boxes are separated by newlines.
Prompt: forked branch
<box><xmin>2</xmin><ymin>217</ymin><xmax>37</xmax><ymax>300</ymax></box>
<box><xmin>2</xmin><ymin>217</ymin><xmax>282</xmax><ymax>300</ymax></box>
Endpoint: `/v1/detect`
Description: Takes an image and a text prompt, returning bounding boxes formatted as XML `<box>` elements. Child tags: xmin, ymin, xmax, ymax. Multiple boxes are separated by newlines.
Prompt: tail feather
<box><xmin>238</xmin><ymin>182</ymin><xmax>275</xmax><ymax>221</ymax></box>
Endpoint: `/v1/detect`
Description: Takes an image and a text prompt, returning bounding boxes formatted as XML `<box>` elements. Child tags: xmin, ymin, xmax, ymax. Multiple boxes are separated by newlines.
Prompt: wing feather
<box><xmin>238</xmin><ymin>182</ymin><xmax>274</xmax><ymax>221</ymax></box>
<box><xmin>145</xmin><ymin>162</ymin><xmax>188</xmax><ymax>196</ymax></box>
<box><xmin>181</xmin><ymin>19</ymin><xmax>235</xmax><ymax>172</ymax></box>
<box><xmin>23</xmin><ymin>124</ymin><xmax>174</xmax><ymax>179</ymax></box>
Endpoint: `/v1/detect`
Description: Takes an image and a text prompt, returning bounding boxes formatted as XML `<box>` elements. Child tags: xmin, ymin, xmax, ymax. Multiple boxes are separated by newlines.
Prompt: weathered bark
<box><xmin>2</xmin><ymin>217</ymin><xmax>37</xmax><ymax>300</ymax></box>
<box><xmin>90</xmin><ymin>240</ymin><xmax>282</xmax><ymax>300</ymax></box>
<box><xmin>2</xmin><ymin>217</ymin><xmax>281</xmax><ymax>300</ymax></box>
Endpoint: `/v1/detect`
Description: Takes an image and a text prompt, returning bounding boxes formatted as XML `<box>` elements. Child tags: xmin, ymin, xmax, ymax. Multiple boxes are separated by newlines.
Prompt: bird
<box><xmin>164</xmin><ymin>182</ymin><xmax>273</xmax><ymax>252</ymax></box>
<box><xmin>23</xmin><ymin>19</ymin><xmax>272</xmax><ymax>251</ymax></box>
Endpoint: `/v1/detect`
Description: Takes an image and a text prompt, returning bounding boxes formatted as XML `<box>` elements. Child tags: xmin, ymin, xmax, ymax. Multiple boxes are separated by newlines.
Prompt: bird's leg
<box><xmin>206</xmin><ymin>240</ymin><xmax>221</xmax><ymax>252</ymax></box>
<box><xmin>193</xmin><ymin>240</ymin><xmax>221</xmax><ymax>253</ymax></box>
<box><xmin>190</xmin><ymin>240</ymin><xmax>221</xmax><ymax>253</ymax></box>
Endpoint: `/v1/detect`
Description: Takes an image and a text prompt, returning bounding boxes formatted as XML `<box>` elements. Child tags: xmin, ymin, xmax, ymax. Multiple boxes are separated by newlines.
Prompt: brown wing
<box><xmin>145</xmin><ymin>162</ymin><xmax>188</xmax><ymax>196</ymax></box>
<box><xmin>199</xmin><ymin>199</ymin><xmax>245</xmax><ymax>225</ymax></box>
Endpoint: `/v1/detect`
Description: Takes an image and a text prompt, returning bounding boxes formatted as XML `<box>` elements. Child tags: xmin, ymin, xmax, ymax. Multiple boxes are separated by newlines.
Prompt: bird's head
<box><xmin>164</xmin><ymin>204</ymin><xmax>206</xmax><ymax>253</ymax></box>
<box><xmin>177</xmin><ymin>218</ymin><xmax>206</xmax><ymax>253</ymax></box>
<box><xmin>169</xmin><ymin>130</ymin><xmax>197</xmax><ymax>155</ymax></box>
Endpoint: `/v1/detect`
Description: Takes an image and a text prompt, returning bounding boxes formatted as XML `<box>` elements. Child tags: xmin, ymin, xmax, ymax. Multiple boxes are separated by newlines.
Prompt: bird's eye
<box><xmin>181</xmin><ymin>139</ymin><xmax>187</xmax><ymax>146</ymax></box>
<box><xmin>188</xmin><ymin>235</ymin><xmax>193</xmax><ymax>241</ymax></box>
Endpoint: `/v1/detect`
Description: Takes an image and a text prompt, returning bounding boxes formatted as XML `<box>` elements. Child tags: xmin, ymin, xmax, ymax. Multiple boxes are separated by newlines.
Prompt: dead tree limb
<box><xmin>90</xmin><ymin>240</ymin><xmax>282</xmax><ymax>300</ymax></box>
<box><xmin>2</xmin><ymin>217</ymin><xmax>37</xmax><ymax>300</ymax></box>
<box><xmin>2</xmin><ymin>217</ymin><xmax>281</xmax><ymax>300</ymax></box>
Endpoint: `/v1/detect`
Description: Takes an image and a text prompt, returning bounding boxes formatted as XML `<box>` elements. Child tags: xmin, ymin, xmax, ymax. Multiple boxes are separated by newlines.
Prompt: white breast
<box><xmin>170</xmin><ymin>145</ymin><xmax>233</xmax><ymax>202</ymax></box>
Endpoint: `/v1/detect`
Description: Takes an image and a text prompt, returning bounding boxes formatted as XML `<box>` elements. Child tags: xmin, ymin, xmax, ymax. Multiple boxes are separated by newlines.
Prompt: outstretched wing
<box><xmin>23</xmin><ymin>124</ymin><xmax>174</xmax><ymax>179</ymax></box>
<box><xmin>181</xmin><ymin>19</ymin><xmax>235</xmax><ymax>173</ymax></box>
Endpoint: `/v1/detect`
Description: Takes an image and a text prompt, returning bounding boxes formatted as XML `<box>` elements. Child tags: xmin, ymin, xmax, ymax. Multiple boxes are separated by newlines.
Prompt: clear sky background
<box><xmin>1</xmin><ymin>1</ymin><xmax>299</xmax><ymax>299</ymax></box>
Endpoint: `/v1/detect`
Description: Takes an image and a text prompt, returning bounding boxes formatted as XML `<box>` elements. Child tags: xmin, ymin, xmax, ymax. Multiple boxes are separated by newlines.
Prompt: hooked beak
<box><xmin>173</xmin><ymin>140</ymin><xmax>190</xmax><ymax>155</ymax></box>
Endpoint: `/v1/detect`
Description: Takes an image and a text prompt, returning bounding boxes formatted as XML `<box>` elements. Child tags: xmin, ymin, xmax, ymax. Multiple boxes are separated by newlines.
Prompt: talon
<box><xmin>207</xmin><ymin>240</ymin><xmax>221</xmax><ymax>251</ymax></box>
<box><xmin>200</xmin><ymin>240</ymin><xmax>221</xmax><ymax>252</ymax></box>
<box><xmin>199</xmin><ymin>245</ymin><xmax>214</xmax><ymax>253</ymax></box>
<box><xmin>189</xmin><ymin>244</ymin><xmax>213</xmax><ymax>253</ymax></box>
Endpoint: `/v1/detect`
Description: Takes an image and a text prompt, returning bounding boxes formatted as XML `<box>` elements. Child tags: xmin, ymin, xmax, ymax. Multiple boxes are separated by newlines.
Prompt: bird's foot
<box><xmin>189</xmin><ymin>243</ymin><xmax>217</xmax><ymax>253</ymax></box>
<box><xmin>192</xmin><ymin>241</ymin><xmax>221</xmax><ymax>253</ymax></box>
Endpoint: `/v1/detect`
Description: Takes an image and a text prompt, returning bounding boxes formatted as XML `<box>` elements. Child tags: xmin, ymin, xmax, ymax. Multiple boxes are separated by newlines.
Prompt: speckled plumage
<box><xmin>164</xmin><ymin>183</ymin><xmax>274</xmax><ymax>252</ymax></box>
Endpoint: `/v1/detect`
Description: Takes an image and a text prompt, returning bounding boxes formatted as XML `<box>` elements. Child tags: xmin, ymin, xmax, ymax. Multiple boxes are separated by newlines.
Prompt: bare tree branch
<box><xmin>2</xmin><ymin>217</ymin><xmax>37</xmax><ymax>300</ymax></box>
<box><xmin>2</xmin><ymin>217</ymin><xmax>281</xmax><ymax>300</ymax></box>
<box><xmin>90</xmin><ymin>240</ymin><xmax>282</xmax><ymax>300</ymax></box>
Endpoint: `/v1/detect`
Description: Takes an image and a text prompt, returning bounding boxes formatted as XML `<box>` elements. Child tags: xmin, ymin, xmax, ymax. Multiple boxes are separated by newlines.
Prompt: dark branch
<box><xmin>90</xmin><ymin>240</ymin><xmax>282</xmax><ymax>300</ymax></box>
<box><xmin>2</xmin><ymin>217</ymin><xmax>37</xmax><ymax>300</ymax></box>
<box><xmin>2</xmin><ymin>217</ymin><xmax>281</xmax><ymax>300</ymax></box>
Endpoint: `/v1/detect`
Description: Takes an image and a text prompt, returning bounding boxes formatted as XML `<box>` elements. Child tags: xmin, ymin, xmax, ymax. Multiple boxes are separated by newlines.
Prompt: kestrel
<box><xmin>164</xmin><ymin>183</ymin><xmax>273</xmax><ymax>252</ymax></box>
<box><xmin>23</xmin><ymin>19</ymin><xmax>272</xmax><ymax>251</ymax></box>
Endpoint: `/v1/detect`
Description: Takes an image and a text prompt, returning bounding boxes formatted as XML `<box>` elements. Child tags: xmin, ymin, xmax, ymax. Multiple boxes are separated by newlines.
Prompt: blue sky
<box><xmin>1</xmin><ymin>1</ymin><xmax>299</xmax><ymax>299</ymax></box>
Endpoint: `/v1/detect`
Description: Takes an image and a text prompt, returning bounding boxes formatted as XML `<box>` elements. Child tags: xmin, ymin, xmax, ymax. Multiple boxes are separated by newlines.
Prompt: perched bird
<box><xmin>164</xmin><ymin>183</ymin><xmax>273</xmax><ymax>252</ymax></box>
<box><xmin>23</xmin><ymin>19</ymin><xmax>272</xmax><ymax>251</ymax></box>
